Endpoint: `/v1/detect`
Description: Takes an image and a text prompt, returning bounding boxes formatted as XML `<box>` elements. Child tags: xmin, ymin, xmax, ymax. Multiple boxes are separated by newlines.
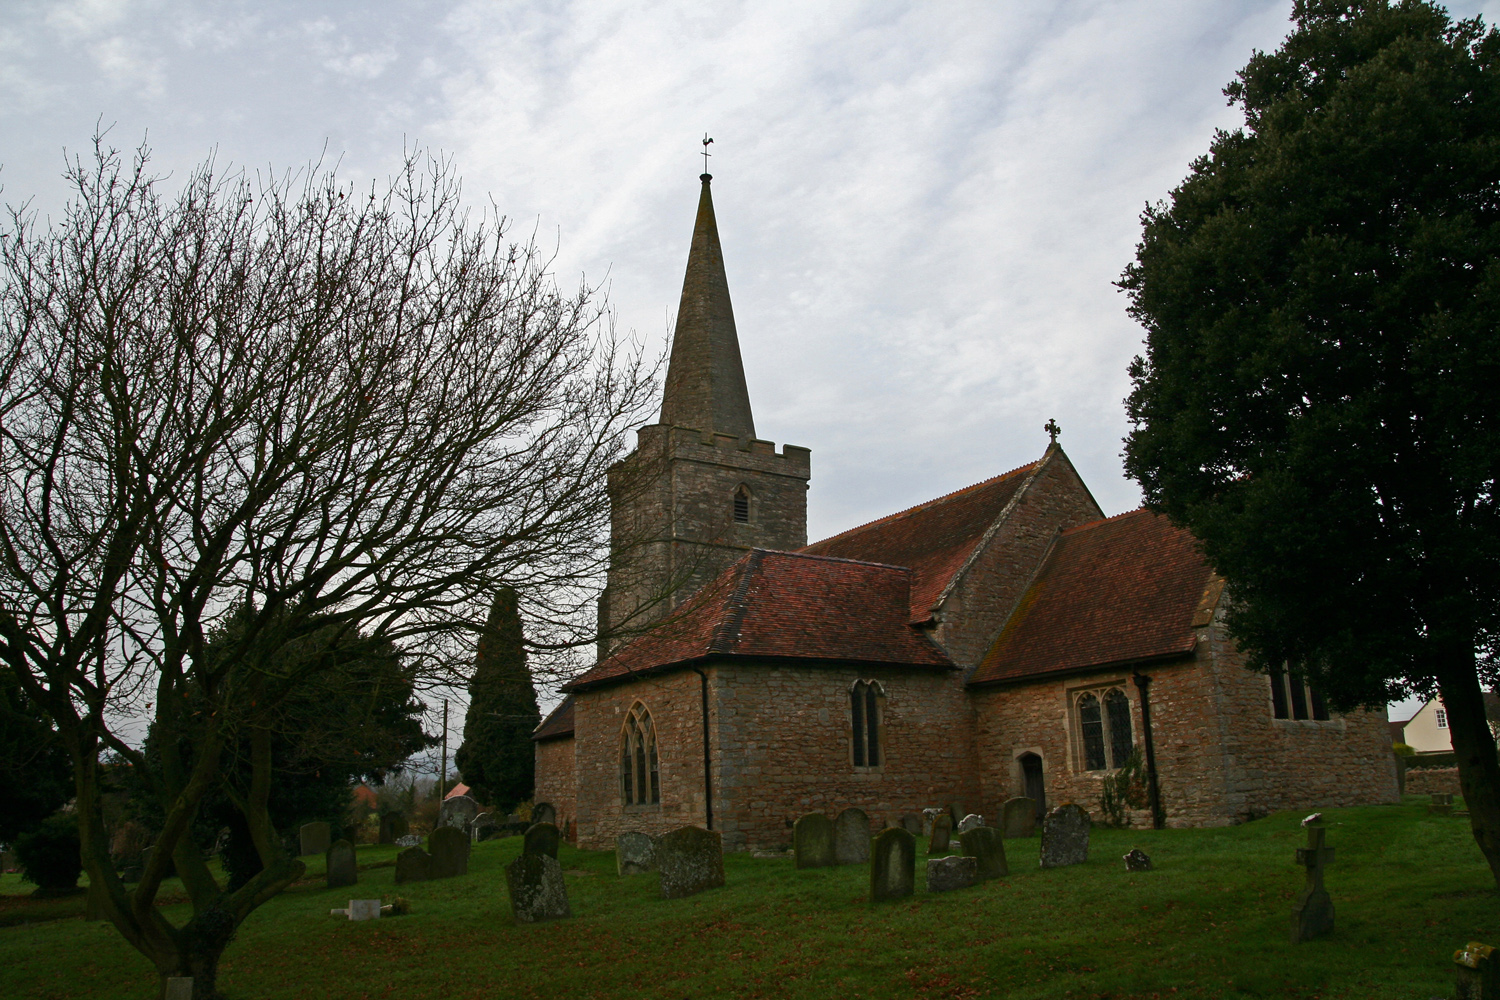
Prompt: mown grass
<box><xmin>1</xmin><ymin>797</ymin><xmax>1494</xmax><ymax>999</ymax></box>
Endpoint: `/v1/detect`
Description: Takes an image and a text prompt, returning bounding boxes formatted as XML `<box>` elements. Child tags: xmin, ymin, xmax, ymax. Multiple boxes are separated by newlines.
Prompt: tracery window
<box><xmin>850</xmin><ymin>680</ymin><xmax>884</xmax><ymax>767</ymax></box>
<box><xmin>1073</xmin><ymin>685</ymin><xmax>1134</xmax><ymax>771</ymax></box>
<box><xmin>620</xmin><ymin>703</ymin><xmax>659</xmax><ymax>806</ymax></box>
<box><xmin>1268</xmin><ymin>665</ymin><xmax>1330</xmax><ymax>721</ymax></box>
<box><xmin>733</xmin><ymin>484</ymin><xmax>751</xmax><ymax>524</ymax></box>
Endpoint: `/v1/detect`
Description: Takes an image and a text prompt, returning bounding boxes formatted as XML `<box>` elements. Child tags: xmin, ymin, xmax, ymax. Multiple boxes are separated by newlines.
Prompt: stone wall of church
<box><xmin>532</xmin><ymin>736</ymin><xmax>577</xmax><ymax>839</ymax></box>
<box><xmin>932</xmin><ymin>450</ymin><xmax>1103</xmax><ymax>669</ymax></box>
<box><xmin>709</xmin><ymin>661</ymin><xmax>979</xmax><ymax>853</ymax></box>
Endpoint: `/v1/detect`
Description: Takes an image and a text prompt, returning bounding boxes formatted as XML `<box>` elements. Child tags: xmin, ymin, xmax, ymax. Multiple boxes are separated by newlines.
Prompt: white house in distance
<box><xmin>1398</xmin><ymin>698</ymin><xmax>1453</xmax><ymax>755</ymax></box>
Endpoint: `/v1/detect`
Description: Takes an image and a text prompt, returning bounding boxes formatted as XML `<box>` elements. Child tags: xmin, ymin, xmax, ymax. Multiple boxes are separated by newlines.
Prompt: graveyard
<box><xmin>1</xmin><ymin>797</ymin><xmax>1495</xmax><ymax>999</ymax></box>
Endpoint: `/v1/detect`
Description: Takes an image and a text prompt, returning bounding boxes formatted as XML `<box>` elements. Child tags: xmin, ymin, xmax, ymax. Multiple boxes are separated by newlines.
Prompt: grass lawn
<box><xmin>1</xmin><ymin>796</ymin><xmax>1494</xmax><ymax>999</ymax></box>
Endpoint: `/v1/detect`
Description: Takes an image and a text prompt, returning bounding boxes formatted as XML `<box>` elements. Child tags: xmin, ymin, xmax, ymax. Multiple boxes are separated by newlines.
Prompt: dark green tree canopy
<box><xmin>455</xmin><ymin>587</ymin><xmax>540</xmax><ymax>811</ymax></box>
<box><xmin>0</xmin><ymin>667</ymin><xmax>73</xmax><ymax>841</ymax></box>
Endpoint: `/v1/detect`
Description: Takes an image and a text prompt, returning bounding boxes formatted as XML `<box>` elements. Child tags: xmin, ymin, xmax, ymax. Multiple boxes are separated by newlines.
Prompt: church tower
<box><xmin>601</xmin><ymin>172</ymin><xmax>811</xmax><ymax>647</ymax></box>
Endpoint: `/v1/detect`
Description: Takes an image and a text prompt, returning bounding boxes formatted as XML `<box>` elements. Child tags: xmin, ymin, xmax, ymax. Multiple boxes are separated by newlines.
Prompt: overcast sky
<box><xmin>8</xmin><ymin>0</ymin><xmax>1491</xmax><ymax>732</ymax></box>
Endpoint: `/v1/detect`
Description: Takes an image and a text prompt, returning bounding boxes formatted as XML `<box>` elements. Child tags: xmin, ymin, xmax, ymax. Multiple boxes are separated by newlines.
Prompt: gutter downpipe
<box><xmin>690</xmin><ymin>666</ymin><xmax>713</xmax><ymax>830</ymax></box>
<box><xmin>1132</xmin><ymin>672</ymin><xmax>1165</xmax><ymax>830</ymax></box>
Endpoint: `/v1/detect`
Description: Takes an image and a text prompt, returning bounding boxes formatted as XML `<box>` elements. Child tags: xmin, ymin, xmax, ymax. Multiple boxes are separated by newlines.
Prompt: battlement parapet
<box><xmin>631</xmin><ymin>423</ymin><xmax>811</xmax><ymax>478</ymax></box>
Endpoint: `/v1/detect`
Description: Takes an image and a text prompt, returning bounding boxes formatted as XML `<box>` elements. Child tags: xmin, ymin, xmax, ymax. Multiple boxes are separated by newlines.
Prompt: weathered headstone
<box><xmin>1001</xmin><ymin>797</ymin><xmax>1038</xmax><ymax>838</ymax></box>
<box><xmin>378</xmin><ymin>812</ymin><xmax>409</xmax><ymax>845</ymax></box>
<box><xmin>299</xmin><ymin>821</ymin><xmax>331</xmax><ymax>857</ymax></box>
<box><xmin>1123</xmin><ymin>848</ymin><xmax>1153</xmax><ymax>872</ymax></box>
<box><xmin>1290</xmin><ymin>821</ymin><xmax>1335</xmax><ymax>944</ymax></box>
<box><xmin>921</xmin><ymin>807</ymin><xmax>942</xmax><ymax>837</ymax></box>
<box><xmin>1454</xmin><ymin>941</ymin><xmax>1497</xmax><ymax>1000</ymax></box>
<box><xmin>428</xmin><ymin>825</ymin><xmax>470</xmax><ymax>879</ymax></box>
<box><xmin>438</xmin><ymin>794</ymin><xmax>479</xmax><ymax>833</ymax></box>
<box><xmin>164</xmin><ymin>978</ymin><xmax>193</xmax><ymax>1000</ymax></box>
<box><xmin>471</xmin><ymin>812</ymin><xmax>500</xmax><ymax>842</ymax></box>
<box><xmin>394</xmin><ymin>833</ymin><xmax>422</xmax><ymax>848</ymax></box>
<box><xmin>958</xmin><ymin>813</ymin><xmax>984</xmax><ymax>834</ymax></box>
<box><xmin>326</xmin><ymin>839</ymin><xmax>357</xmax><ymax>889</ymax></box>
<box><xmin>794</xmin><ymin>813</ymin><xmax>836</xmax><ymax>869</ymax></box>
<box><xmin>532</xmin><ymin>801</ymin><xmax>557</xmax><ymax>826</ymax></box>
<box><xmin>870</xmin><ymin>827</ymin><xmax>915</xmax><ymax>902</ymax></box>
<box><xmin>394</xmin><ymin>846</ymin><xmax>431</xmax><ymax>884</ymax></box>
<box><xmin>616</xmin><ymin>832</ymin><xmax>656</xmax><ymax>875</ymax></box>
<box><xmin>834</xmin><ymin>808</ymin><xmax>870</xmax><ymax>864</ymax></box>
<box><xmin>657</xmin><ymin>826</ymin><xmax>725</xmax><ymax>899</ymax></box>
<box><xmin>959</xmin><ymin>826</ymin><xmax>1008</xmax><ymax>880</ymax></box>
<box><xmin>900</xmin><ymin>813</ymin><xmax>922</xmax><ymax>836</ymax></box>
<box><xmin>928</xmin><ymin>814</ymin><xmax>953</xmax><ymax>855</ymax></box>
<box><xmin>330</xmin><ymin>899</ymin><xmax>382</xmax><ymax>921</ymax></box>
<box><xmin>948</xmin><ymin>803</ymin><xmax>963</xmax><ymax>827</ymax></box>
<box><xmin>506</xmin><ymin>852</ymin><xmax>572</xmax><ymax>923</ymax></box>
<box><xmin>926</xmin><ymin>855</ymin><xmax>979</xmax><ymax>893</ymax></box>
<box><xmin>523</xmin><ymin>822</ymin><xmax>561</xmax><ymax>859</ymax></box>
<box><xmin>1431</xmin><ymin>792</ymin><xmax>1455</xmax><ymax>816</ymax></box>
<box><xmin>1039</xmin><ymin>804</ymin><xmax>1090</xmax><ymax>868</ymax></box>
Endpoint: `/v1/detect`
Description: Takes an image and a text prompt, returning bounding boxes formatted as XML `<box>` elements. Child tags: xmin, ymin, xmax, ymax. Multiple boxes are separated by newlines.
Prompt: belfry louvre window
<box><xmin>733</xmin><ymin>485</ymin><xmax>751</xmax><ymax>524</ymax></box>
<box><xmin>1073</xmin><ymin>686</ymin><xmax>1133</xmax><ymax>771</ymax></box>
<box><xmin>1268</xmin><ymin>665</ymin><xmax>1330</xmax><ymax>721</ymax></box>
<box><xmin>620</xmin><ymin>703</ymin><xmax>660</xmax><ymax>806</ymax></box>
<box><xmin>851</xmin><ymin>680</ymin><xmax>883</xmax><ymax>767</ymax></box>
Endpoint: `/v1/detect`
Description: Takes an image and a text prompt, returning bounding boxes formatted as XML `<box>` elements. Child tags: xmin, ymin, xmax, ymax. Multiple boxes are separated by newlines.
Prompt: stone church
<box><xmin>532</xmin><ymin>173</ymin><xmax>1398</xmax><ymax>852</ymax></box>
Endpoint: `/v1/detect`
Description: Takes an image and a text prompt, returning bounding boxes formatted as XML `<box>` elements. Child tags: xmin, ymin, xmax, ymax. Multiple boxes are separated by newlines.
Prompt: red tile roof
<box><xmin>800</xmin><ymin>463</ymin><xmax>1040</xmax><ymax>623</ymax></box>
<box><xmin>969</xmin><ymin>509</ymin><xmax>1216</xmax><ymax>686</ymax></box>
<box><xmin>533</xmin><ymin>696</ymin><xmax>575</xmax><ymax>741</ymax></box>
<box><xmin>562</xmin><ymin>549</ymin><xmax>953</xmax><ymax>692</ymax></box>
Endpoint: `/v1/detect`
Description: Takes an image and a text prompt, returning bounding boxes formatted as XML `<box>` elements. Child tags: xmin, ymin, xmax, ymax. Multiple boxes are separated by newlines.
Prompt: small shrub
<box><xmin>383</xmin><ymin>896</ymin><xmax>411</xmax><ymax>916</ymax></box>
<box><xmin>1099</xmin><ymin>747</ymin><xmax>1149</xmax><ymax>828</ymax></box>
<box><xmin>1392</xmin><ymin>742</ymin><xmax>1416</xmax><ymax>757</ymax></box>
<box><xmin>14</xmin><ymin>813</ymin><xmax>82</xmax><ymax>892</ymax></box>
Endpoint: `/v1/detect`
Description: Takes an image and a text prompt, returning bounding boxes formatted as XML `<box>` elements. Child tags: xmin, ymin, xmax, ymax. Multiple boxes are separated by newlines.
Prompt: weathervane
<box><xmin>1044</xmin><ymin>417</ymin><xmax>1061</xmax><ymax>445</ymax></box>
<box><xmin>701</xmin><ymin>134</ymin><xmax>713</xmax><ymax>176</ymax></box>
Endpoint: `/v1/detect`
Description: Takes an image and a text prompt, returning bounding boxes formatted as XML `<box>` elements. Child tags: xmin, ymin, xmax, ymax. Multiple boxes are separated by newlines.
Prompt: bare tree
<box><xmin>0</xmin><ymin>137</ymin><xmax>657</xmax><ymax>999</ymax></box>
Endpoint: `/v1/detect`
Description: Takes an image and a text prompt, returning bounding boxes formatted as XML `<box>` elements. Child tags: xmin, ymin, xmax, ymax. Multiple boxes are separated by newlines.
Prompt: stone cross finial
<box><xmin>1291</xmin><ymin>822</ymin><xmax>1335</xmax><ymax>943</ymax></box>
<box><xmin>1044</xmin><ymin>418</ymin><xmax>1061</xmax><ymax>444</ymax></box>
<box><xmin>702</xmin><ymin>134</ymin><xmax>713</xmax><ymax>176</ymax></box>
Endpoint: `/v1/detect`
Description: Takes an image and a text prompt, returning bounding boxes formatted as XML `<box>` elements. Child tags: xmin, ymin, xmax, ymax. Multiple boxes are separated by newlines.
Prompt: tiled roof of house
<box><xmin>562</xmin><ymin>549</ymin><xmax>953</xmax><ymax>693</ymax></box>
<box><xmin>970</xmin><ymin>508</ymin><xmax>1216</xmax><ymax>686</ymax></box>
<box><xmin>800</xmin><ymin>462</ymin><xmax>1040</xmax><ymax>622</ymax></box>
<box><xmin>533</xmin><ymin>695</ymin><xmax>575</xmax><ymax>741</ymax></box>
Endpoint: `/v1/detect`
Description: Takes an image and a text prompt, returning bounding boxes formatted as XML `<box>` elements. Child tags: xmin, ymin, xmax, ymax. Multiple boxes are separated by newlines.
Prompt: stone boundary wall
<box><xmin>1404</xmin><ymin>767</ymin><xmax>1462</xmax><ymax>796</ymax></box>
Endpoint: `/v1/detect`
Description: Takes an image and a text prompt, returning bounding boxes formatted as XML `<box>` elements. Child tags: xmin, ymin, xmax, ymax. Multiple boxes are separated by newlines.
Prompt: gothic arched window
<box><xmin>1073</xmin><ymin>685</ymin><xmax>1134</xmax><ymax>771</ymax></box>
<box><xmin>620</xmin><ymin>703</ymin><xmax>659</xmax><ymax>806</ymax></box>
<box><xmin>732</xmin><ymin>484</ymin><xmax>751</xmax><ymax>524</ymax></box>
<box><xmin>850</xmin><ymin>680</ymin><xmax>884</xmax><ymax>767</ymax></box>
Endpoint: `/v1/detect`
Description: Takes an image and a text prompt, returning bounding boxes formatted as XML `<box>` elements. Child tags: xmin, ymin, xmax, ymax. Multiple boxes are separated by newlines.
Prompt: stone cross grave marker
<box><xmin>394</xmin><ymin>846</ymin><xmax>432</xmax><ymax>884</ymax></box>
<box><xmin>164</xmin><ymin>977</ymin><xmax>193</xmax><ymax>1000</ymax></box>
<box><xmin>523</xmin><ymin>822</ymin><xmax>561</xmax><ymax>859</ymax></box>
<box><xmin>1290</xmin><ymin>820</ymin><xmax>1335</xmax><ymax>943</ymax></box>
<box><xmin>507</xmin><ymin>852</ymin><xmax>572</xmax><ymax>923</ymax></box>
<box><xmin>870</xmin><ymin>827</ymin><xmax>915</xmax><ymax>903</ymax></box>
<box><xmin>926</xmin><ymin>855</ymin><xmax>978</xmax><ymax>893</ymax></box>
<box><xmin>900</xmin><ymin>813</ymin><xmax>923</xmax><ymax>836</ymax></box>
<box><xmin>794</xmin><ymin>813</ymin><xmax>836</xmax><ymax>869</ymax></box>
<box><xmin>616</xmin><ymin>832</ymin><xmax>656</xmax><ymax>875</ymax></box>
<box><xmin>1040</xmin><ymin>804</ymin><xmax>1090</xmax><ymax>868</ymax></box>
<box><xmin>928</xmin><ymin>814</ymin><xmax>953</xmax><ymax>855</ymax></box>
<box><xmin>958</xmin><ymin>813</ymin><xmax>983</xmax><ymax>834</ymax></box>
<box><xmin>439</xmin><ymin>794</ymin><xmax>479</xmax><ymax>833</ymax></box>
<box><xmin>960</xmin><ymin>826</ymin><xmax>1008</xmax><ymax>880</ymax></box>
<box><xmin>378</xmin><ymin>812</ymin><xmax>409</xmax><ymax>845</ymax></box>
<box><xmin>657</xmin><ymin>826</ymin><xmax>725</xmax><ymax>899</ymax></box>
<box><xmin>532</xmin><ymin>801</ymin><xmax>557</xmax><ymax>826</ymax></box>
<box><xmin>326</xmin><ymin>839</ymin><xmax>357</xmax><ymax>889</ymax></box>
<box><xmin>428</xmin><ymin>826</ymin><xmax>471</xmax><ymax>879</ymax></box>
<box><xmin>1001</xmin><ymin>797</ymin><xmax>1037</xmax><ymax>838</ymax></box>
<box><xmin>1123</xmin><ymin>848</ymin><xmax>1153</xmax><ymax>872</ymax></box>
<box><xmin>1454</xmin><ymin>940</ymin><xmax>1497</xmax><ymax>1000</ymax></box>
<box><xmin>299</xmin><ymin>821</ymin><xmax>331</xmax><ymax>857</ymax></box>
<box><xmin>834</xmin><ymin>807</ymin><xmax>870</xmax><ymax>865</ymax></box>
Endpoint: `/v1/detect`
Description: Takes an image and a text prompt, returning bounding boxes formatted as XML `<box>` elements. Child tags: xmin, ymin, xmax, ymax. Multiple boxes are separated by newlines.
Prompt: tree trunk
<box><xmin>1435</xmin><ymin>653</ymin><xmax>1500</xmax><ymax>889</ymax></box>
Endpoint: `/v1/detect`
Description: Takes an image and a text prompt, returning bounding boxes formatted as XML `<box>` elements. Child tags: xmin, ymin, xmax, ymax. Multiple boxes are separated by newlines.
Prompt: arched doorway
<box><xmin>1018</xmin><ymin>752</ymin><xmax>1045</xmax><ymax>820</ymax></box>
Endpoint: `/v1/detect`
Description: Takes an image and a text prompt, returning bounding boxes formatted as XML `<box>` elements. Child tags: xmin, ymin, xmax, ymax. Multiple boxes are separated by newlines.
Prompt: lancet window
<box><xmin>620</xmin><ymin>703</ymin><xmax>660</xmax><ymax>806</ymax></box>
<box><xmin>851</xmin><ymin>679</ymin><xmax>884</xmax><ymax>767</ymax></box>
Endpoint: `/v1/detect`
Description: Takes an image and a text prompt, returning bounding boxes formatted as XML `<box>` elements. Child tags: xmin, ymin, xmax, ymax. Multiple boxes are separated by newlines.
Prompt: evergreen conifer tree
<box><xmin>455</xmin><ymin>588</ymin><xmax>540</xmax><ymax>810</ymax></box>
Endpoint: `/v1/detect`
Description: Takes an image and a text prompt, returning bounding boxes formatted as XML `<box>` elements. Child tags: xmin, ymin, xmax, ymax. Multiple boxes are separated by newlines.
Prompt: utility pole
<box><xmin>438</xmin><ymin>699</ymin><xmax>448</xmax><ymax>804</ymax></box>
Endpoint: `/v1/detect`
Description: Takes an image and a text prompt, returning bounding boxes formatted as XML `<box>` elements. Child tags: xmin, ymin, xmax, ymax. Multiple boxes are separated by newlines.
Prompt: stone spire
<box><xmin>659</xmin><ymin>173</ymin><xmax>756</xmax><ymax>438</ymax></box>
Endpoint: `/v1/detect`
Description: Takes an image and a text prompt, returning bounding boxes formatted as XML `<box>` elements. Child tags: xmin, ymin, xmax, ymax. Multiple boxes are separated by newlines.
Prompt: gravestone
<box><xmin>928</xmin><ymin>814</ymin><xmax>953</xmax><ymax>855</ymax></box>
<box><xmin>960</xmin><ymin>826</ymin><xmax>1008</xmax><ymax>880</ymax></box>
<box><xmin>1431</xmin><ymin>792</ymin><xmax>1455</xmax><ymax>816</ymax></box>
<box><xmin>1290</xmin><ymin>821</ymin><xmax>1335</xmax><ymax>943</ymax></box>
<box><xmin>471</xmin><ymin>812</ymin><xmax>498</xmax><ymax>842</ymax></box>
<box><xmin>439</xmin><ymin>794</ymin><xmax>479</xmax><ymax>833</ymax></box>
<box><xmin>926</xmin><ymin>855</ymin><xmax>979</xmax><ymax>893</ymax></box>
<box><xmin>794</xmin><ymin>813</ymin><xmax>836</xmax><ymax>869</ymax></box>
<box><xmin>378</xmin><ymin>812</ymin><xmax>409</xmax><ymax>845</ymax></box>
<box><xmin>921</xmin><ymin>807</ymin><xmax>942</xmax><ymax>837</ymax></box>
<box><xmin>1001</xmin><ymin>797</ymin><xmax>1037</xmax><ymax>838</ymax></box>
<box><xmin>532</xmin><ymin>801</ymin><xmax>557</xmax><ymax>826</ymax></box>
<box><xmin>958</xmin><ymin>813</ymin><xmax>983</xmax><ymax>834</ymax></box>
<box><xmin>616</xmin><ymin>832</ymin><xmax>656</xmax><ymax>875</ymax></box>
<box><xmin>1039</xmin><ymin>804</ymin><xmax>1090</xmax><ymax>868</ymax></box>
<box><xmin>870</xmin><ymin>827</ymin><xmax>915</xmax><ymax>903</ymax></box>
<box><xmin>948</xmin><ymin>803</ymin><xmax>963</xmax><ymax>827</ymax></box>
<box><xmin>900</xmin><ymin>813</ymin><xmax>923</xmax><ymax>836</ymax></box>
<box><xmin>299</xmin><ymin>821</ymin><xmax>331</xmax><ymax>857</ymax></box>
<box><xmin>428</xmin><ymin>826</ymin><xmax>470</xmax><ymax>879</ymax></box>
<box><xmin>1454</xmin><ymin>941</ymin><xmax>1497</xmax><ymax>1000</ymax></box>
<box><xmin>164</xmin><ymin>978</ymin><xmax>193</xmax><ymax>1000</ymax></box>
<box><xmin>506</xmin><ymin>852</ymin><xmax>572</xmax><ymax>923</ymax></box>
<box><xmin>326</xmin><ymin>839</ymin><xmax>357</xmax><ymax>889</ymax></box>
<box><xmin>657</xmin><ymin>826</ymin><xmax>725</xmax><ymax>899</ymax></box>
<box><xmin>834</xmin><ymin>808</ymin><xmax>871</xmax><ymax>865</ymax></box>
<box><xmin>523</xmin><ymin>822</ymin><xmax>561</xmax><ymax>859</ymax></box>
<box><xmin>394</xmin><ymin>834</ymin><xmax>422</xmax><ymax>848</ymax></box>
<box><xmin>394</xmin><ymin>846</ymin><xmax>431</xmax><ymax>884</ymax></box>
<box><xmin>1123</xmin><ymin>848</ymin><xmax>1153</xmax><ymax>872</ymax></box>
<box><xmin>330</xmin><ymin>899</ymin><xmax>382</xmax><ymax>921</ymax></box>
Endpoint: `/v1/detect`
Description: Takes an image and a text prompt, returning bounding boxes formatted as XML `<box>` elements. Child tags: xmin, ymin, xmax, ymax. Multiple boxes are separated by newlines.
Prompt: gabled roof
<box><xmin>800</xmin><ymin>462</ymin><xmax>1040</xmax><ymax>623</ymax></box>
<box><xmin>562</xmin><ymin>549</ymin><xmax>953</xmax><ymax>693</ymax></box>
<box><xmin>533</xmin><ymin>696</ymin><xmax>575</xmax><ymax>741</ymax></box>
<box><xmin>970</xmin><ymin>508</ymin><xmax>1216</xmax><ymax>686</ymax></box>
